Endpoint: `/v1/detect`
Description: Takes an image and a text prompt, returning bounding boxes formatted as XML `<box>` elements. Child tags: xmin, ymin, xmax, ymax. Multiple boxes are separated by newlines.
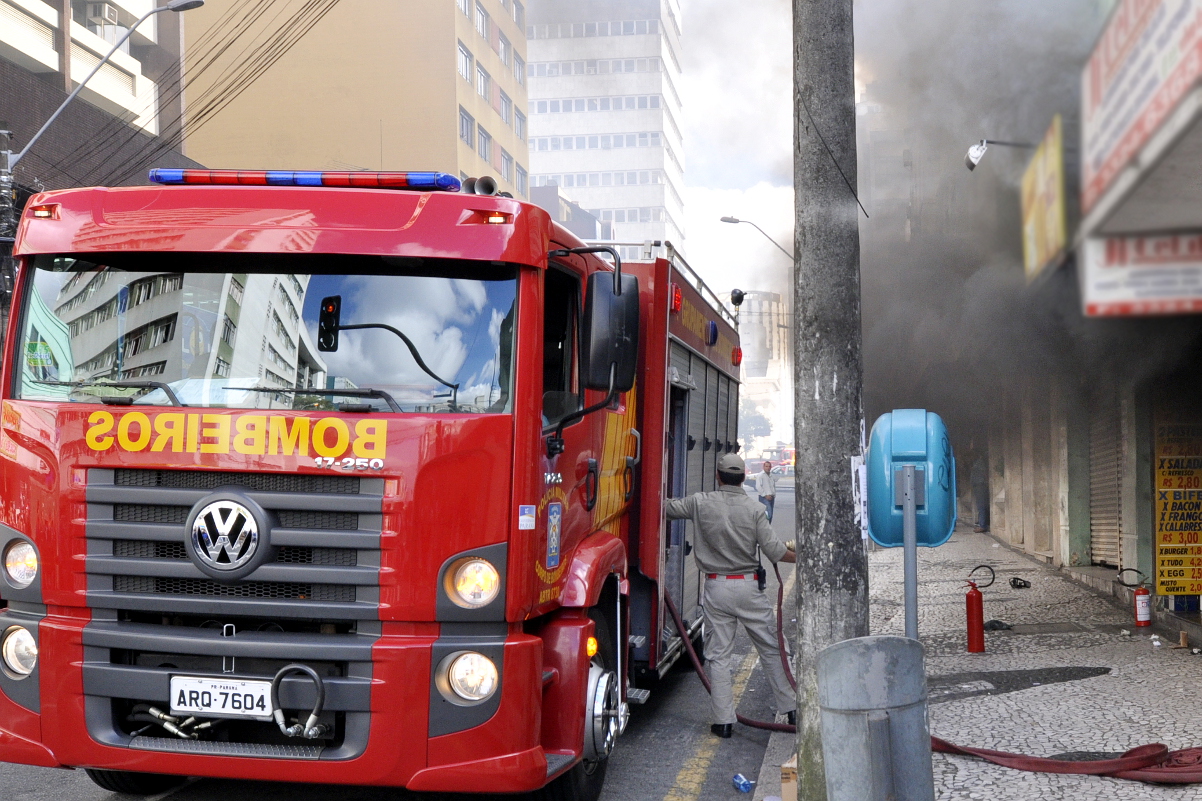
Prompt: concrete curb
<box><xmin>753</xmin><ymin>728</ymin><xmax>794</xmax><ymax>800</ymax></box>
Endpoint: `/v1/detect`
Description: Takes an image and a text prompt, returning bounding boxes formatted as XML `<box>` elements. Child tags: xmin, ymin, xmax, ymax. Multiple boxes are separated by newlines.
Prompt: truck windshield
<box><xmin>15</xmin><ymin>253</ymin><xmax>517</xmax><ymax>413</ymax></box>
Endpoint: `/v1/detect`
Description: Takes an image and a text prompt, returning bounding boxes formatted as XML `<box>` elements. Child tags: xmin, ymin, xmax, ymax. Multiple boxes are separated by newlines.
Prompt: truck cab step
<box><xmin>626</xmin><ymin>687</ymin><xmax>650</xmax><ymax>705</ymax></box>
<box><xmin>628</xmin><ymin>635</ymin><xmax>647</xmax><ymax>649</ymax></box>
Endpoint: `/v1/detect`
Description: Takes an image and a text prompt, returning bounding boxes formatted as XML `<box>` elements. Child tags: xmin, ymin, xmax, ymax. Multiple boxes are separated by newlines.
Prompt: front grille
<box><xmin>112</xmin><ymin>541</ymin><xmax>357</xmax><ymax>566</ymax></box>
<box><xmin>113</xmin><ymin>506</ymin><xmax>359</xmax><ymax>531</ymax></box>
<box><xmin>114</xmin><ymin>504</ymin><xmax>188</xmax><ymax>523</ymax></box>
<box><xmin>86</xmin><ymin>468</ymin><xmax>383</xmax><ymax>620</ymax></box>
<box><xmin>113</xmin><ymin>576</ymin><xmax>356</xmax><ymax>602</ymax></box>
<box><xmin>113</xmin><ymin>541</ymin><xmax>187</xmax><ymax>559</ymax></box>
<box><xmin>278</xmin><ymin>510</ymin><xmax>358</xmax><ymax>530</ymax></box>
<box><xmin>115</xmin><ymin>469</ymin><xmax>360</xmax><ymax>494</ymax></box>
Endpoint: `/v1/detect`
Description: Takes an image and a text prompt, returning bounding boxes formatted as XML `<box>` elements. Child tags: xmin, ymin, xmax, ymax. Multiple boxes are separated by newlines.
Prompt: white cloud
<box><xmin>679</xmin><ymin>0</ymin><xmax>793</xmax><ymax>190</ymax></box>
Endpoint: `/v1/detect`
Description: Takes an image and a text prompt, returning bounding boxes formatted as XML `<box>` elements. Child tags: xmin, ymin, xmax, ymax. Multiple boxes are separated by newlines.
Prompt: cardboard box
<box><xmin>780</xmin><ymin>753</ymin><xmax>797</xmax><ymax>801</ymax></box>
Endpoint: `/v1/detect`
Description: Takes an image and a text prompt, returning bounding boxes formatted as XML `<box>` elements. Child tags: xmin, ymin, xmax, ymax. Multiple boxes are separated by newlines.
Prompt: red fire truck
<box><xmin>0</xmin><ymin>170</ymin><xmax>741</xmax><ymax>799</ymax></box>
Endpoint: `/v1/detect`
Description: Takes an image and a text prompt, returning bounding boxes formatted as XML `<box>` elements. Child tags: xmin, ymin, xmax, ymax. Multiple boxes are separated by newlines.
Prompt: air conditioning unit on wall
<box><xmin>86</xmin><ymin>3</ymin><xmax>119</xmax><ymax>26</ymax></box>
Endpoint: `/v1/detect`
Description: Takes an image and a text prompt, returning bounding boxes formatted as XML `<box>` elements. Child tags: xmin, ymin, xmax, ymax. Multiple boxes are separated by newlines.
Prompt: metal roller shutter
<box><xmin>716</xmin><ymin>378</ymin><xmax>728</xmax><ymax>454</ymax></box>
<box><xmin>703</xmin><ymin>364</ymin><xmax>719</xmax><ymax>489</ymax></box>
<box><xmin>686</xmin><ymin>354</ymin><xmax>705</xmax><ymax>495</ymax></box>
<box><xmin>729</xmin><ymin>381</ymin><xmax>739</xmax><ymax>452</ymax></box>
<box><xmin>1089</xmin><ymin>386</ymin><xmax>1122</xmax><ymax>567</ymax></box>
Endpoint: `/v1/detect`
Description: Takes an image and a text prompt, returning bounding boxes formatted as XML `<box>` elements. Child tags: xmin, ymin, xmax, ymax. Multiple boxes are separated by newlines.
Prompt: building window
<box><xmin>516</xmin><ymin>165</ymin><xmax>527</xmax><ymax>197</ymax></box>
<box><xmin>221</xmin><ymin>316</ymin><xmax>237</xmax><ymax>346</ymax></box>
<box><xmin>514</xmin><ymin>55</ymin><xmax>525</xmax><ymax>85</ymax></box>
<box><xmin>229</xmin><ymin>277</ymin><xmax>244</xmax><ymax>305</ymax></box>
<box><xmin>459</xmin><ymin>107</ymin><xmax>475</xmax><ymax>147</ymax></box>
<box><xmin>531</xmin><ymin>95</ymin><xmax>664</xmax><ymax>113</ymax></box>
<box><xmin>476</xmin><ymin>65</ymin><xmax>490</xmax><ymax>99</ymax></box>
<box><xmin>458</xmin><ymin>43</ymin><xmax>472</xmax><ymax>81</ymax></box>
<box><xmin>498</xmin><ymin>33</ymin><xmax>511</xmax><ymax>66</ymax></box>
<box><xmin>457</xmin><ymin>0</ymin><xmax>469</xmax><ymax>15</ymax></box>
<box><xmin>478</xmin><ymin>125</ymin><xmax>492</xmax><ymax>163</ymax></box>
<box><xmin>214</xmin><ymin>357</ymin><xmax>231</xmax><ymax>378</ymax></box>
<box><xmin>500</xmin><ymin>91</ymin><xmax>512</xmax><ymax>125</ymax></box>
<box><xmin>515</xmin><ymin>111</ymin><xmax>526</xmax><ymax>140</ymax></box>
<box><xmin>475</xmin><ymin>2</ymin><xmax>488</xmax><ymax>38</ymax></box>
<box><xmin>501</xmin><ymin>150</ymin><xmax>513</xmax><ymax>182</ymax></box>
<box><xmin>513</xmin><ymin>0</ymin><xmax>523</xmax><ymax>26</ymax></box>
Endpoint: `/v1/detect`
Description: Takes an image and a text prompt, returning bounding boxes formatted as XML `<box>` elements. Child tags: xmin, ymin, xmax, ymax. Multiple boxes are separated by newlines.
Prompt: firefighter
<box><xmin>665</xmin><ymin>453</ymin><xmax>797</xmax><ymax>738</ymax></box>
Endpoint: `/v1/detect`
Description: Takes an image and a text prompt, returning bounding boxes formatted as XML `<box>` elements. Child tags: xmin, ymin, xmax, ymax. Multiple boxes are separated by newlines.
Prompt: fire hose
<box><xmin>663</xmin><ymin>565</ymin><xmax>1202</xmax><ymax>783</ymax></box>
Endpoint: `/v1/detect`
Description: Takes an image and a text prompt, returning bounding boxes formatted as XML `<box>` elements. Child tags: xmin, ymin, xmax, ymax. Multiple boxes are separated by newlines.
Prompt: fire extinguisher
<box><xmin>1119</xmin><ymin>569</ymin><xmax>1152</xmax><ymax>627</ymax></box>
<box><xmin>965</xmin><ymin>565</ymin><xmax>993</xmax><ymax>653</ymax></box>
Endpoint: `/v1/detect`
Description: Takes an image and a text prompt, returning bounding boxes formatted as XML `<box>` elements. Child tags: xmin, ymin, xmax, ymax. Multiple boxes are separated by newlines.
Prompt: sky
<box><xmin>677</xmin><ymin>0</ymin><xmax>794</xmax><ymax>301</ymax></box>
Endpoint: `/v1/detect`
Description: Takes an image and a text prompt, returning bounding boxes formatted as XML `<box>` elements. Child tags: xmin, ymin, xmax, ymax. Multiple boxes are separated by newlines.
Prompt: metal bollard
<box><xmin>816</xmin><ymin>635</ymin><xmax>935</xmax><ymax>801</ymax></box>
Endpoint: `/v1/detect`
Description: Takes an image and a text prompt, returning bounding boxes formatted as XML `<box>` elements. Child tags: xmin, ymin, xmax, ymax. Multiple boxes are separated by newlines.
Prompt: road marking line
<box><xmin>661</xmin><ymin>649</ymin><xmax>760</xmax><ymax>801</ymax></box>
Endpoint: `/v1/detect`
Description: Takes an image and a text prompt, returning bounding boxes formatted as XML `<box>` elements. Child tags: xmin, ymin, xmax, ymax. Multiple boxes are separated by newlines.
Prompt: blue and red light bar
<box><xmin>148</xmin><ymin>169</ymin><xmax>462</xmax><ymax>192</ymax></box>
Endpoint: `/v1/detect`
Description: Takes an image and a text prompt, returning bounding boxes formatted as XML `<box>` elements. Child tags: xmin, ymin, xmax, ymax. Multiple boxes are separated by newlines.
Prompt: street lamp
<box><xmin>719</xmin><ymin>216</ymin><xmax>794</xmax><ymax>260</ymax></box>
<box><xmin>1</xmin><ymin>0</ymin><xmax>204</xmax><ymax>237</ymax></box>
<box><xmin>963</xmin><ymin>138</ymin><xmax>1036</xmax><ymax>171</ymax></box>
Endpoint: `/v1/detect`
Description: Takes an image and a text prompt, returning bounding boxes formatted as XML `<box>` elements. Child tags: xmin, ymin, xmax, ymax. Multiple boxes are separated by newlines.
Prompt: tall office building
<box><xmin>182</xmin><ymin>0</ymin><xmax>531</xmax><ymax>198</ymax></box>
<box><xmin>525</xmin><ymin>0</ymin><xmax>685</xmax><ymax>258</ymax></box>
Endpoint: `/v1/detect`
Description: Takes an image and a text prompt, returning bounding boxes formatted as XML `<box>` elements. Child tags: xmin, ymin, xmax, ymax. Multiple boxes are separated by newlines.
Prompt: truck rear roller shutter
<box><xmin>687</xmin><ymin>357</ymin><xmax>706</xmax><ymax>495</ymax></box>
<box><xmin>1088</xmin><ymin>386</ymin><xmax>1122</xmax><ymax>567</ymax></box>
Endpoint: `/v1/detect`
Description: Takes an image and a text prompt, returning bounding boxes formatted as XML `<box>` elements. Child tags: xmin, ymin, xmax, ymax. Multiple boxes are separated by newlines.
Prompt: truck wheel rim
<box><xmin>586</xmin><ymin>665</ymin><xmax>619</xmax><ymax>762</ymax></box>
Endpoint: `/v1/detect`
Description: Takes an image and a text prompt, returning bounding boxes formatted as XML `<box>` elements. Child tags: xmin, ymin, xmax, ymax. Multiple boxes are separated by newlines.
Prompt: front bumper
<box><xmin>0</xmin><ymin>615</ymin><xmax>551</xmax><ymax>792</ymax></box>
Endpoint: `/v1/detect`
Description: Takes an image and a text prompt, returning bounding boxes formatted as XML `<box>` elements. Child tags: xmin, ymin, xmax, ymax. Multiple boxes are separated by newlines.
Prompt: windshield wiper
<box><xmin>336</xmin><ymin>323</ymin><xmax>460</xmax><ymax>410</ymax></box>
<box><xmin>227</xmin><ymin>386</ymin><xmax>403</xmax><ymax>413</ymax></box>
<box><xmin>33</xmin><ymin>380</ymin><xmax>185</xmax><ymax>407</ymax></box>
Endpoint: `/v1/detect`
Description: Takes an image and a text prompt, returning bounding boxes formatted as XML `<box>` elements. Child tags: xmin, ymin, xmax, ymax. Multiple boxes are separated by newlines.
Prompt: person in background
<box><xmin>755</xmin><ymin>460</ymin><xmax>777</xmax><ymax>523</ymax></box>
<box><xmin>665</xmin><ymin>454</ymin><xmax>796</xmax><ymax>738</ymax></box>
<box><xmin>971</xmin><ymin>452</ymin><xmax>989</xmax><ymax>533</ymax></box>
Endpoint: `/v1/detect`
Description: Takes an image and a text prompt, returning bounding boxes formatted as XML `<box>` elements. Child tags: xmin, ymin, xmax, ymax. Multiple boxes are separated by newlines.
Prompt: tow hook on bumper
<box><xmin>271</xmin><ymin>664</ymin><xmax>332</xmax><ymax>740</ymax></box>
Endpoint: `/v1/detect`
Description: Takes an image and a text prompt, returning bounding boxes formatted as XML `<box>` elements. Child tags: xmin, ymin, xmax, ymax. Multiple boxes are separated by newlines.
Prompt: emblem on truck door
<box><xmin>184</xmin><ymin>495</ymin><xmax>275</xmax><ymax>581</ymax></box>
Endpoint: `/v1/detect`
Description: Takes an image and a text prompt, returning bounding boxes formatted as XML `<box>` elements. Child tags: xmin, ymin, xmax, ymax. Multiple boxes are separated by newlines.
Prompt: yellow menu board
<box><xmin>1155</xmin><ymin>417</ymin><xmax>1202</xmax><ymax>595</ymax></box>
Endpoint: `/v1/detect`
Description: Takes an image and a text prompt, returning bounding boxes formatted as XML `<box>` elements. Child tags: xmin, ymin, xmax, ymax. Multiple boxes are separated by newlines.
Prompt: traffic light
<box><xmin>318</xmin><ymin>295</ymin><xmax>341</xmax><ymax>351</ymax></box>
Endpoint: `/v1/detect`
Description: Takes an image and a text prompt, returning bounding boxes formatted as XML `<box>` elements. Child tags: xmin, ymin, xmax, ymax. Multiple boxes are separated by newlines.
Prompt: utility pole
<box><xmin>792</xmin><ymin>0</ymin><xmax>869</xmax><ymax>798</ymax></box>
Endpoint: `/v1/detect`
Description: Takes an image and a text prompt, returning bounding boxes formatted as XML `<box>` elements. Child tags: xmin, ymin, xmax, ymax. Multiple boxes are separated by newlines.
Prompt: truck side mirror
<box><xmin>318</xmin><ymin>295</ymin><xmax>341</xmax><ymax>352</ymax></box>
<box><xmin>581</xmin><ymin>271</ymin><xmax>639</xmax><ymax>393</ymax></box>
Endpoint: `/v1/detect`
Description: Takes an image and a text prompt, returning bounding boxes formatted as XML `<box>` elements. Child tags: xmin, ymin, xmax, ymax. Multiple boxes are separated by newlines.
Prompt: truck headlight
<box><xmin>446</xmin><ymin>558</ymin><xmax>500</xmax><ymax>609</ymax></box>
<box><xmin>1</xmin><ymin>627</ymin><xmax>37</xmax><ymax>677</ymax></box>
<box><xmin>3</xmin><ymin>541</ymin><xmax>37</xmax><ymax>589</ymax></box>
<box><xmin>447</xmin><ymin>652</ymin><xmax>498</xmax><ymax>702</ymax></box>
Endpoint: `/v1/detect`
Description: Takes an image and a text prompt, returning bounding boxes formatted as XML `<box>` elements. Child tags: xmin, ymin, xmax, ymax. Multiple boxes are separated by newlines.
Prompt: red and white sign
<box><xmin>1082</xmin><ymin>235</ymin><xmax>1202</xmax><ymax>315</ymax></box>
<box><xmin>1082</xmin><ymin>0</ymin><xmax>1202</xmax><ymax>212</ymax></box>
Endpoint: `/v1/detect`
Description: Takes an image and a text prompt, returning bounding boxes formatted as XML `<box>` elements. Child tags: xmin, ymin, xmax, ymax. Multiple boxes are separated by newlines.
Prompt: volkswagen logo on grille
<box><xmin>192</xmin><ymin>500</ymin><xmax>259</xmax><ymax>570</ymax></box>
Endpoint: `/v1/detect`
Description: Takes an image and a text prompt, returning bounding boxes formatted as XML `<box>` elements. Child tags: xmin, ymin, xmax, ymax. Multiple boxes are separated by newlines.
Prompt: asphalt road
<box><xmin>5</xmin><ymin>486</ymin><xmax>795</xmax><ymax>801</ymax></box>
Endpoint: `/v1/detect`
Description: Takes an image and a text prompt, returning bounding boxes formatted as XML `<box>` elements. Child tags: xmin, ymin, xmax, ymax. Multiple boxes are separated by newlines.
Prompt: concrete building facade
<box><xmin>180</xmin><ymin>0</ymin><xmax>531</xmax><ymax>198</ymax></box>
<box><xmin>0</xmin><ymin>0</ymin><xmax>198</xmax><ymax>194</ymax></box>
<box><xmin>525</xmin><ymin>0</ymin><xmax>685</xmax><ymax>259</ymax></box>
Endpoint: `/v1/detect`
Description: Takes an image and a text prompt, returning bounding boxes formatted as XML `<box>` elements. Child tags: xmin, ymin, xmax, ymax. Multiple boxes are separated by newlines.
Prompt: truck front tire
<box><xmin>85</xmin><ymin>768</ymin><xmax>187</xmax><ymax>795</ymax></box>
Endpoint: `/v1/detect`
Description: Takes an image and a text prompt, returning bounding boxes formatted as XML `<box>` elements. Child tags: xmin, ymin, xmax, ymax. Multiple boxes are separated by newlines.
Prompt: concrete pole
<box><xmin>792</xmin><ymin>0</ymin><xmax>869</xmax><ymax>798</ymax></box>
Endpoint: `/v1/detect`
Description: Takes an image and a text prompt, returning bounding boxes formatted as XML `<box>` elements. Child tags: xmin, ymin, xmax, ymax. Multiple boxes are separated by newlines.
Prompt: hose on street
<box><xmin>664</xmin><ymin>563</ymin><xmax>1202</xmax><ymax>783</ymax></box>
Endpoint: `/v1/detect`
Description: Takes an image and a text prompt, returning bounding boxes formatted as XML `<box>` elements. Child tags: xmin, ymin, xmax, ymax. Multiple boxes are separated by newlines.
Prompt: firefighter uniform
<box><xmin>664</xmin><ymin>454</ymin><xmax>796</xmax><ymax>732</ymax></box>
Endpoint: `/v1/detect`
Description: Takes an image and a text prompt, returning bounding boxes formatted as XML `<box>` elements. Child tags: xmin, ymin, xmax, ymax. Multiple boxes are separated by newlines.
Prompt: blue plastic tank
<box><xmin>866</xmin><ymin>409</ymin><xmax>956</xmax><ymax>548</ymax></box>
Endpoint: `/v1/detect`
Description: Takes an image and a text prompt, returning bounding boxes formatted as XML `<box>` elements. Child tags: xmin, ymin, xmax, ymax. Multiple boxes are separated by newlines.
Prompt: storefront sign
<box><xmin>1021</xmin><ymin>115</ymin><xmax>1067</xmax><ymax>281</ymax></box>
<box><xmin>1082</xmin><ymin>0</ymin><xmax>1202</xmax><ymax>212</ymax></box>
<box><xmin>1154</xmin><ymin>415</ymin><xmax>1202</xmax><ymax>595</ymax></box>
<box><xmin>1081</xmin><ymin>235</ymin><xmax>1202</xmax><ymax>315</ymax></box>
